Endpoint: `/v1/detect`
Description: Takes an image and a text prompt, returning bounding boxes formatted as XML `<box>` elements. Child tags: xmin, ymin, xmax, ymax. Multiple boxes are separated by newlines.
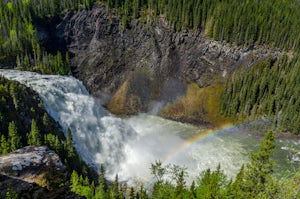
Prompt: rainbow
<box><xmin>145</xmin><ymin>123</ymin><xmax>234</xmax><ymax>187</ymax></box>
<box><xmin>164</xmin><ymin>123</ymin><xmax>234</xmax><ymax>164</ymax></box>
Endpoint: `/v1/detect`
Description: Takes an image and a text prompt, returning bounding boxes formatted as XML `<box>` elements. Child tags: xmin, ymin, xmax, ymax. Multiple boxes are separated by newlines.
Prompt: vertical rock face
<box><xmin>40</xmin><ymin>5</ymin><xmax>279</xmax><ymax>118</ymax></box>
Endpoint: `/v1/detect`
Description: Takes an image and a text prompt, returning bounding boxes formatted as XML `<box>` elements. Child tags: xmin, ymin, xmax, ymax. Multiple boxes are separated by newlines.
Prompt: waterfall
<box><xmin>1</xmin><ymin>69</ymin><xmax>298</xmax><ymax>184</ymax></box>
<box><xmin>0</xmin><ymin>69</ymin><xmax>136</xmax><ymax>175</ymax></box>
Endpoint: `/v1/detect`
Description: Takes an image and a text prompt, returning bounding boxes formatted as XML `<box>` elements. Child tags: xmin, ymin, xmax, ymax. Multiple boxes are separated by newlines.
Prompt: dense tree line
<box><xmin>1</xmin><ymin>0</ymin><xmax>300</xmax><ymax>71</ymax></box>
<box><xmin>100</xmin><ymin>0</ymin><xmax>300</xmax><ymax>134</ymax></box>
<box><xmin>1</xmin><ymin>0</ymin><xmax>300</xmax><ymax>133</ymax></box>
<box><xmin>221</xmin><ymin>54</ymin><xmax>300</xmax><ymax>134</ymax></box>
<box><xmin>0</xmin><ymin>77</ymin><xmax>94</xmax><ymax>178</ymax></box>
<box><xmin>69</xmin><ymin>131</ymin><xmax>300</xmax><ymax>198</ymax></box>
<box><xmin>0</xmin><ymin>0</ymin><xmax>93</xmax><ymax>74</ymax></box>
<box><xmin>1</xmin><ymin>1</ymin><xmax>300</xmax><ymax>197</ymax></box>
<box><xmin>102</xmin><ymin>0</ymin><xmax>300</xmax><ymax>50</ymax></box>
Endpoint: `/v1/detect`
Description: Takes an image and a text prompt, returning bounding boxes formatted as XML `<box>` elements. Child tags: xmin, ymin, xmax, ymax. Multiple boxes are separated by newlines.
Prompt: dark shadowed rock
<box><xmin>38</xmin><ymin>5</ymin><xmax>280</xmax><ymax>117</ymax></box>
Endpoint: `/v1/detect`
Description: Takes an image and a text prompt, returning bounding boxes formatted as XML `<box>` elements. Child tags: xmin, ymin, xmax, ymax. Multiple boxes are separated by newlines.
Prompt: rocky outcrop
<box><xmin>0</xmin><ymin>146</ymin><xmax>65</xmax><ymax>179</ymax></box>
<box><xmin>38</xmin><ymin>5</ymin><xmax>279</xmax><ymax>120</ymax></box>
<box><xmin>0</xmin><ymin>146</ymin><xmax>82</xmax><ymax>198</ymax></box>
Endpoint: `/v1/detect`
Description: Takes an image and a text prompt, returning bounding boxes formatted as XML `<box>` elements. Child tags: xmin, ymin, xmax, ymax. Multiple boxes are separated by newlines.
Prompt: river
<box><xmin>1</xmin><ymin>69</ymin><xmax>299</xmax><ymax>185</ymax></box>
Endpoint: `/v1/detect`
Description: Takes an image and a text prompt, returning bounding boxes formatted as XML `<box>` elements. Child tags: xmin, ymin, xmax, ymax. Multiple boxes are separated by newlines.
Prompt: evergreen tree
<box><xmin>196</xmin><ymin>165</ymin><xmax>227</xmax><ymax>199</ymax></box>
<box><xmin>65</xmin><ymin>128</ymin><xmax>75</xmax><ymax>158</ymax></box>
<box><xmin>8</xmin><ymin>121</ymin><xmax>21</xmax><ymax>151</ymax></box>
<box><xmin>0</xmin><ymin>135</ymin><xmax>9</xmax><ymax>154</ymax></box>
<box><xmin>244</xmin><ymin>131</ymin><xmax>275</xmax><ymax>197</ymax></box>
<box><xmin>71</xmin><ymin>170</ymin><xmax>80</xmax><ymax>193</ymax></box>
<box><xmin>111</xmin><ymin>174</ymin><xmax>120</xmax><ymax>199</ymax></box>
<box><xmin>27</xmin><ymin>119</ymin><xmax>41</xmax><ymax>146</ymax></box>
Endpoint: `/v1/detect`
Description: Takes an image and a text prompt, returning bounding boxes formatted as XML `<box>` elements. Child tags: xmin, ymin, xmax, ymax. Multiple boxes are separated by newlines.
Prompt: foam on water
<box><xmin>1</xmin><ymin>69</ymin><xmax>299</xmax><ymax>184</ymax></box>
<box><xmin>0</xmin><ymin>70</ymin><xmax>136</xmax><ymax>175</ymax></box>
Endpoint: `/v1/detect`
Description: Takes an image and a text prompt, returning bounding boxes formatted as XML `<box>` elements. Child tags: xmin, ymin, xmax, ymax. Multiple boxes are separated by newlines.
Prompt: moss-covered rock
<box><xmin>160</xmin><ymin>83</ymin><xmax>230</xmax><ymax>127</ymax></box>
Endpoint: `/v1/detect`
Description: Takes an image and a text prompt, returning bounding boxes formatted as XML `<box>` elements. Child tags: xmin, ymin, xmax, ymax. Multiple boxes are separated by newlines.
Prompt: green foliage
<box><xmin>7</xmin><ymin>121</ymin><xmax>21</xmax><ymax>151</ymax></box>
<box><xmin>66</xmin><ymin>132</ymin><xmax>300</xmax><ymax>199</ymax></box>
<box><xmin>70</xmin><ymin>170</ymin><xmax>95</xmax><ymax>199</ymax></box>
<box><xmin>94</xmin><ymin>165</ymin><xmax>109</xmax><ymax>199</ymax></box>
<box><xmin>0</xmin><ymin>0</ymin><xmax>86</xmax><ymax>74</ymax></box>
<box><xmin>0</xmin><ymin>76</ymin><xmax>94</xmax><ymax>186</ymax></box>
<box><xmin>5</xmin><ymin>186</ymin><xmax>19</xmax><ymax>199</ymax></box>
<box><xmin>150</xmin><ymin>160</ymin><xmax>166</xmax><ymax>182</ymax></box>
<box><xmin>242</xmin><ymin>131</ymin><xmax>276</xmax><ymax>198</ymax></box>
<box><xmin>44</xmin><ymin>133</ymin><xmax>62</xmax><ymax>152</ymax></box>
<box><xmin>2</xmin><ymin>0</ymin><xmax>300</xmax><ymax>75</ymax></box>
<box><xmin>1</xmin><ymin>1</ymin><xmax>300</xmax><ymax>198</ymax></box>
<box><xmin>221</xmin><ymin>55</ymin><xmax>300</xmax><ymax>134</ymax></box>
<box><xmin>27</xmin><ymin>119</ymin><xmax>42</xmax><ymax>146</ymax></box>
<box><xmin>225</xmin><ymin>131</ymin><xmax>285</xmax><ymax>199</ymax></box>
<box><xmin>196</xmin><ymin>165</ymin><xmax>227</xmax><ymax>198</ymax></box>
<box><xmin>0</xmin><ymin>135</ymin><xmax>9</xmax><ymax>154</ymax></box>
<box><xmin>101</xmin><ymin>0</ymin><xmax>300</xmax><ymax>50</ymax></box>
<box><xmin>246</xmin><ymin>132</ymin><xmax>275</xmax><ymax>185</ymax></box>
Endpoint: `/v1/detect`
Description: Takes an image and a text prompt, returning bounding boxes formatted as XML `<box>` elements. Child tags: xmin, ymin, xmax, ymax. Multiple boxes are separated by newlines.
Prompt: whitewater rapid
<box><xmin>0</xmin><ymin>70</ymin><xmax>137</xmax><ymax>175</ymax></box>
<box><xmin>1</xmin><ymin>69</ymin><xmax>299</xmax><ymax>184</ymax></box>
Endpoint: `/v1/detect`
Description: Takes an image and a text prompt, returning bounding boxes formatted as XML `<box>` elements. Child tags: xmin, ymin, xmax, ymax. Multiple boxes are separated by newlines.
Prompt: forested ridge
<box><xmin>1</xmin><ymin>0</ymin><xmax>300</xmax><ymax>129</ymax></box>
<box><xmin>1</xmin><ymin>0</ymin><xmax>300</xmax><ymax>198</ymax></box>
<box><xmin>1</xmin><ymin>0</ymin><xmax>300</xmax><ymax>67</ymax></box>
<box><xmin>221</xmin><ymin>55</ymin><xmax>300</xmax><ymax>134</ymax></box>
<box><xmin>0</xmin><ymin>0</ymin><xmax>92</xmax><ymax>74</ymax></box>
<box><xmin>103</xmin><ymin>0</ymin><xmax>300</xmax><ymax>50</ymax></box>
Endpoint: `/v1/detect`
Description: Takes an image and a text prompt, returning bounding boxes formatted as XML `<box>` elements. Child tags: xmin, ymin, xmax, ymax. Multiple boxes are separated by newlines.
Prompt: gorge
<box><xmin>1</xmin><ymin>69</ymin><xmax>299</xmax><ymax>185</ymax></box>
<box><xmin>1</xmin><ymin>0</ymin><xmax>300</xmax><ymax>197</ymax></box>
<box><xmin>37</xmin><ymin>5</ymin><xmax>279</xmax><ymax>125</ymax></box>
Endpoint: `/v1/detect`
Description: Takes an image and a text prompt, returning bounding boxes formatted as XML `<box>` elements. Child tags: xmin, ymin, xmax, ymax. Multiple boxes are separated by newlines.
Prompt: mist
<box><xmin>2</xmin><ymin>70</ymin><xmax>298</xmax><ymax>187</ymax></box>
<box><xmin>0</xmin><ymin>70</ymin><xmax>247</xmax><ymax>184</ymax></box>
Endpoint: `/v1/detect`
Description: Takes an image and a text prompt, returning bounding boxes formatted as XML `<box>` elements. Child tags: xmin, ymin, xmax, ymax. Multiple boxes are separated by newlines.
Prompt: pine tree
<box><xmin>0</xmin><ymin>135</ymin><xmax>9</xmax><ymax>154</ymax></box>
<box><xmin>27</xmin><ymin>119</ymin><xmax>41</xmax><ymax>146</ymax></box>
<box><xmin>99</xmin><ymin>165</ymin><xmax>107</xmax><ymax>191</ymax></box>
<box><xmin>228</xmin><ymin>164</ymin><xmax>246</xmax><ymax>198</ymax></box>
<box><xmin>8</xmin><ymin>121</ymin><xmax>21</xmax><ymax>151</ymax></box>
<box><xmin>190</xmin><ymin>181</ymin><xmax>196</xmax><ymax>198</ymax></box>
<box><xmin>70</xmin><ymin>170</ymin><xmax>80</xmax><ymax>193</ymax></box>
<box><xmin>244</xmin><ymin>131</ymin><xmax>275</xmax><ymax>196</ymax></box>
<box><xmin>111</xmin><ymin>174</ymin><xmax>120</xmax><ymax>199</ymax></box>
<box><xmin>42</xmin><ymin>113</ymin><xmax>52</xmax><ymax>133</ymax></box>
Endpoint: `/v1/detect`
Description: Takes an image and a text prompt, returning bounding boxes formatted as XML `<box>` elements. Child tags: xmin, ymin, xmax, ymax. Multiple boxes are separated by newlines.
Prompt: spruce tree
<box><xmin>27</xmin><ymin>119</ymin><xmax>41</xmax><ymax>146</ymax></box>
<box><xmin>0</xmin><ymin>135</ymin><xmax>9</xmax><ymax>154</ymax></box>
<box><xmin>245</xmin><ymin>131</ymin><xmax>275</xmax><ymax>195</ymax></box>
<box><xmin>8</xmin><ymin>121</ymin><xmax>21</xmax><ymax>151</ymax></box>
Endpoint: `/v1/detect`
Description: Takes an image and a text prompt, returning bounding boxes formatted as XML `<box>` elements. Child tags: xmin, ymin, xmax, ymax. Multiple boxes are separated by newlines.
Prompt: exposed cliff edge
<box><xmin>38</xmin><ymin>5</ymin><xmax>279</xmax><ymax>125</ymax></box>
<box><xmin>0</xmin><ymin>146</ymin><xmax>82</xmax><ymax>198</ymax></box>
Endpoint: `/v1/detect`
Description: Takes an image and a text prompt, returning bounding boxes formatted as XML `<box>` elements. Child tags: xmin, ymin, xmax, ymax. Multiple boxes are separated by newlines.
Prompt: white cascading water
<box><xmin>0</xmin><ymin>69</ymin><xmax>137</xmax><ymax>176</ymax></box>
<box><xmin>1</xmin><ymin>69</ymin><xmax>299</xmax><ymax>184</ymax></box>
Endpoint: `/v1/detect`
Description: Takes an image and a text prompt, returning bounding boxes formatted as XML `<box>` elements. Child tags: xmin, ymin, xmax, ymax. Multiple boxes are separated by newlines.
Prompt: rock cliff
<box><xmin>0</xmin><ymin>146</ymin><xmax>82</xmax><ymax>198</ymax></box>
<box><xmin>38</xmin><ymin>5</ymin><xmax>279</xmax><ymax>124</ymax></box>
